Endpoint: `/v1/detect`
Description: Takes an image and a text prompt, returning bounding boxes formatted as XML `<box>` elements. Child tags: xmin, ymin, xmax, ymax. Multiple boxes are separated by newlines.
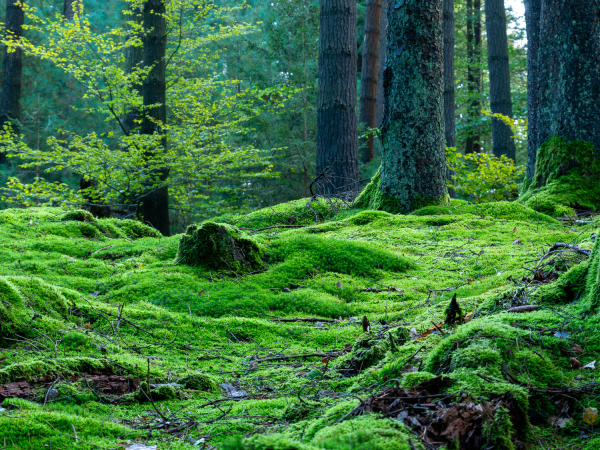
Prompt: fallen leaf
<box><xmin>583</xmin><ymin>360</ymin><xmax>596</xmax><ymax>370</ymax></box>
<box><xmin>554</xmin><ymin>330</ymin><xmax>570</xmax><ymax>339</ymax></box>
<box><xmin>198</xmin><ymin>290</ymin><xmax>205</xmax><ymax>296</ymax></box>
<box><xmin>321</xmin><ymin>358</ymin><xmax>329</xmax><ymax>363</ymax></box>
<box><xmin>570</xmin><ymin>357</ymin><xmax>583</xmax><ymax>368</ymax></box>
<box><xmin>584</xmin><ymin>407</ymin><xmax>598</xmax><ymax>424</ymax></box>
<box><xmin>336</xmin><ymin>282</ymin><xmax>343</xmax><ymax>289</ymax></box>
<box><xmin>513</xmin><ymin>227</ymin><xmax>517</xmax><ymax>233</ymax></box>
<box><xmin>572</xmin><ymin>344</ymin><xmax>584</xmax><ymax>354</ymax></box>
<box><xmin>409</xmin><ymin>328</ymin><xmax>418</xmax><ymax>339</ymax></box>
<box><xmin>512</xmin><ymin>238</ymin><xmax>521</xmax><ymax>245</ymax></box>
<box><xmin>467</xmin><ymin>278</ymin><xmax>476</xmax><ymax>283</ymax></box>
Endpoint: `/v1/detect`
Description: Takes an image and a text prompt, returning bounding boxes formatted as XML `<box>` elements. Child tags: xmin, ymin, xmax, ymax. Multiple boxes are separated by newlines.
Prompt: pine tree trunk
<box><xmin>378</xmin><ymin>0</ymin><xmax>447</xmax><ymax>212</ymax></box>
<box><xmin>358</xmin><ymin>0</ymin><xmax>382</xmax><ymax>164</ymax></box>
<box><xmin>63</xmin><ymin>0</ymin><xmax>80</xmax><ymax>20</ymax></box>
<box><xmin>536</xmin><ymin>0</ymin><xmax>600</xmax><ymax>153</ymax></box>
<box><xmin>485</xmin><ymin>0</ymin><xmax>516</xmax><ymax>160</ymax></box>
<box><xmin>465</xmin><ymin>0</ymin><xmax>481</xmax><ymax>154</ymax></box>
<box><xmin>524</xmin><ymin>0</ymin><xmax>540</xmax><ymax>181</ymax></box>
<box><xmin>374</xmin><ymin>0</ymin><xmax>387</xmax><ymax>129</ymax></box>
<box><xmin>0</xmin><ymin>0</ymin><xmax>24</xmax><ymax>165</ymax></box>
<box><xmin>140</xmin><ymin>0</ymin><xmax>170</xmax><ymax>236</ymax></box>
<box><xmin>443</xmin><ymin>0</ymin><xmax>455</xmax><ymax>149</ymax></box>
<box><xmin>443</xmin><ymin>0</ymin><xmax>456</xmax><ymax>198</ymax></box>
<box><xmin>316</xmin><ymin>0</ymin><xmax>359</xmax><ymax>197</ymax></box>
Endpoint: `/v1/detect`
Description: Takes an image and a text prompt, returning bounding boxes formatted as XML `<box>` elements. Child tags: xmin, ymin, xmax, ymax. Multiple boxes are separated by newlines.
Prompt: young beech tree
<box><xmin>0</xmin><ymin>0</ymin><xmax>282</xmax><ymax>229</ymax></box>
<box><xmin>526</xmin><ymin>0</ymin><xmax>600</xmax><ymax>178</ymax></box>
<box><xmin>358</xmin><ymin>0</ymin><xmax>382</xmax><ymax>164</ymax></box>
<box><xmin>0</xmin><ymin>0</ymin><xmax>24</xmax><ymax>165</ymax></box>
<box><xmin>524</xmin><ymin>0</ymin><xmax>540</xmax><ymax>181</ymax></box>
<box><xmin>465</xmin><ymin>0</ymin><xmax>482</xmax><ymax>154</ymax></box>
<box><xmin>316</xmin><ymin>0</ymin><xmax>359</xmax><ymax>196</ymax></box>
<box><xmin>357</xmin><ymin>0</ymin><xmax>447</xmax><ymax>213</ymax></box>
<box><xmin>485</xmin><ymin>0</ymin><xmax>516</xmax><ymax>161</ymax></box>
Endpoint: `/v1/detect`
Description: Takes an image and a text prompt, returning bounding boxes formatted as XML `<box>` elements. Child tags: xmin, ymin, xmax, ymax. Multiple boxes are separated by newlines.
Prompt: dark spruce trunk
<box><xmin>536</xmin><ymin>0</ymin><xmax>600</xmax><ymax>155</ymax></box>
<box><xmin>316</xmin><ymin>0</ymin><xmax>359</xmax><ymax>197</ymax></box>
<box><xmin>358</xmin><ymin>0</ymin><xmax>382</xmax><ymax>163</ymax></box>
<box><xmin>443</xmin><ymin>0</ymin><xmax>456</xmax><ymax>197</ymax></box>
<box><xmin>0</xmin><ymin>0</ymin><xmax>24</xmax><ymax>165</ymax></box>
<box><xmin>140</xmin><ymin>0</ymin><xmax>170</xmax><ymax>236</ymax></box>
<box><xmin>465</xmin><ymin>0</ymin><xmax>482</xmax><ymax>154</ymax></box>
<box><xmin>378</xmin><ymin>0</ymin><xmax>447</xmax><ymax>212</ymax></box>
<box><xmin>63</xmin><ymin>0</ymin><xmax>80</xmax><ymax>20</ymax></box>
<box><xmin>374</xmin><ymin>0</ymin><xmax>388</xmax><ymax>129</ymax></box>
<box><xmin>485</xmin><ymin>0</ymin><xmax>516</xmax><ymax>161</ymax></box>
<box><xmin>524</xmin><ymin>0</ymin><xmax>540</xmax><ymax>181</ymax></box>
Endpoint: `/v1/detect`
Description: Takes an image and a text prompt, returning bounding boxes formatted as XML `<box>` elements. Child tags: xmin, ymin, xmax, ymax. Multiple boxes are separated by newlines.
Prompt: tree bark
<box><xmin>316</xmin><ymin>0</ymin><xmax>359</xmax><ymax>197</ymax></box>
<box><xmin>379</xmin><ymin>0</ymin><xmax>447</xmax><ymax>213</ymax></box>
<box><xmin>485</xmin><ymin>0</ymin><xmax>516</xmax><ymax>161</ymax></box>
<box><xmin>465</xmin><ymin>0</ymin><xmax>481</xmax><ymax>154</ymax></box>
<box><xmin>536</xmin><ymin>0</ymin><xmax>600</xmax><ymax>153</ymax></box>
<box><xmin>63</xmin><ymin>0</ymin><xmax>81</xmax><ymax>20</ymax></box>
<box><xmin>0</xmin><ymin>0</ymin><xmax>24</xmax><ymax>165</ymax></box>
<box><xmin>358</xmin><ymin>0</ymin><xmax>382</xmax><ymax>163</ymax></box>
<box><xmin>524</xmin><ymin>0</ymin><xmax>540</xmax><ymax>181</ymax></box>
<box><xmin>443</xmin><ymin>0</ymin><xmax>456</xmax><ymax>198</ymax></box>
<box><xmin>374</xmin><ymin>0</ymin><xmax>387</xmax><ymax>129</ymax></box>
<box><xmin>140</xmin><ymin>0</ymin><xmax>170</xmax><ymax>236</ymax></box>
<box><xmin>443</xmin><ymin>0</ymin><xmax>455</xmax><ymax>149</ymax></box>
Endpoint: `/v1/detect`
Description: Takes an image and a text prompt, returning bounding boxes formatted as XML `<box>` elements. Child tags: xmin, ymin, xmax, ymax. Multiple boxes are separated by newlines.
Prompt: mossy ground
<box><xmin>0</xmin><ymin>201</ymin><xmax>598</xmax><ymax>449</ymax></box>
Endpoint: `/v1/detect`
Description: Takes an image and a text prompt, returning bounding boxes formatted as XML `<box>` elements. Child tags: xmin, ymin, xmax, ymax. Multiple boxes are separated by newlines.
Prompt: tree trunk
<box><xmin>378</xmin><ymin>0</ymin><xmax>447</xmax><ymax>212</ymax></box>
<box><xmin>63</xmin><ymin>0</ymin><xmax>80</xmax><ymax>20</ymax></box>
<box><xmin>316</xmin><ymin>0</ymin><xmax>359</xmax><ymax>197</ymax></box>
<box><xmin>485</xmin><ymin>0</ymin><xmax>516</xmax><ymax>160</ymax></box>
<box><xmin>0</xmin><ymin>0</ymin><xmax>24</xmax><ymax>165</ymax></box>
<box><xmin>524</xmin><ymin>0</ymin><xmax>540</xmax><ymax>182</ymax></box>
<box><xmin>465</xmin><ymin>0</ymin><xmax>481</xmax><ymax>154</ymax></box>
<box><xmin>358</xmin><ymin>0</ymin><xmax>382</xmax><ymax>164</ymax></box>
<box><xmin>443</xmin><ymin>0</ymin><xmax>456</xmax><ymax>197</ymax></box>
<box><xmin>536</xmin><ymin>0</ymin><xmax>600</xmax><ymax>153</ymax></box>
<box><xmin>140</xmin><ymin>0</ymin><xmax>170</xmax><ymax>236</ymax></box>
<box><xmin>374</xmin><ymin>0</ymin><xmax>387</xmax><ymax>129</ymax></box>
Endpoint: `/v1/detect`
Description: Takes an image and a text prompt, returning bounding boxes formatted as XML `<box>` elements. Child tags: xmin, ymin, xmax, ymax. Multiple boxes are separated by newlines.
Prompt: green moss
<box><xmin>0</xmin><ymin>357</ymin><xmax>111</xmax><ymax>384</ymax></box>
<box><xmin>176</xmin><ymin>221</ymin><xmax>266</xmax><ymax>272</ymax></box>
<box><xmin>401</xmin><ymin>371</ymin><xmax>436</xmax><ymax>388</ymax></box>
<box><xmin>223</xmin><ymin>434</ymin><xmax>317</xmax><ymax>450</ymax></box>
<box><xmin>412</xmin><ymin>201</ymin><xmax>557</xmax><ymax>223</ymax></box>
<box><xmin>135</xmin><ymin>382</ymin><xmax>182</xmax><ymax>402</ymax></box>
<box><xmin>179</xmin><ymin>373</ymin><xmax>218</xmax><ymax>392</ymax></box>
<box><xmin>60</xmin><ymin>210</ymin><xmax>96</xmax><ymax>223</ymax></box>
<box><xmin>482</xmin><ymin>406</ymin><xmax>515</xmax><ymax>450</ymax></box>
<box><xmin>520</xmin><ymin>138</ymin><xmax>600</xmax><ymax>216</ymax></box>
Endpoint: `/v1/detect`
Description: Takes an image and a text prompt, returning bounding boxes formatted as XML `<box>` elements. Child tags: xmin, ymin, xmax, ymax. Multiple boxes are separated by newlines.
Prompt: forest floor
<box><xmin>0</xmin><ymin>198</ymin><xmax>599</xmax><ymax>450</ymax></box>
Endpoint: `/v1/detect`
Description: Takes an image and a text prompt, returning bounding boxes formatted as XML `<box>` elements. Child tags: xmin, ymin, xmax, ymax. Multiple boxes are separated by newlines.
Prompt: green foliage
<box><xmin>176</xmin><ymin>221</ymin><xmax>266</xmax><ymax>272</ymax></box>
<box><xmin>446</xmin><ymin>148</ymin><xmax>525</xmax><ymax>203</ymax></box>
<box><xmin>482</xmin><ymin>406</ymin><xmax>516</xmax><ymax>450</ymax></box>
<box><xmin>179</xmin><ymin>373</ymin><xmax>219</xmax><ymax>392</ymax></box>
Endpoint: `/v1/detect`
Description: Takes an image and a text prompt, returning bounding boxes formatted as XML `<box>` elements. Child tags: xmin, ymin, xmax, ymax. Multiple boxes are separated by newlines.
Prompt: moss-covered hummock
<box><xmin>176</xmin><ymin>221</ymin><xmax>265</xmax><ymax>272</ymax></box>
<box><xmin>520</xmin><ymin>137</ymin><xmax>600</xmax><ymax>216</ymax></box>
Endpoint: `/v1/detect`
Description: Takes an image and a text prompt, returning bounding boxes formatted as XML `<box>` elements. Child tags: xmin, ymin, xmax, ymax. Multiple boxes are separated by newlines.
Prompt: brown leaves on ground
<box><xmin>361</xmin><ymin>376</ymin><xmax>527</xmax><ymax>449</ymax></box>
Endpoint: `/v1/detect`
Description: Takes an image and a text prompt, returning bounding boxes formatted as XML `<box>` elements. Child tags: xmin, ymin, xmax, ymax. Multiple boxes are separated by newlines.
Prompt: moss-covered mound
<box><xmin>520</xmin><ymin>137</ymin><xmax>600</xmax><ymax>216</ymax></box>
<box><xmin>176</xmin><ymin>221</ymin><xmax>265</xmax><ymax>272</ymax></box>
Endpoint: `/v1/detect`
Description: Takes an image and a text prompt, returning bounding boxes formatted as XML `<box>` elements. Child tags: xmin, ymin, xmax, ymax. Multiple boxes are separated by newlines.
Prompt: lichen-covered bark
<box><xmin>140</xmin><ymin>0</ymin><xmax>170</xmax><ymax>236</ymax></box>
<box><xmin>358</xmin><ymin>0</ymin><xmax>383</xmax><ymax>163</ymax></box>
<box><xmin>316</xmin><ymin>0</ymin><xmax>359</xmax><ymax>196</ymax></box>
<box><xmin>524</xmin><ymin>0</ymin><xmax>540</xmax><ymax>182</ymax></box>
<box><xmin>536</xmin><ymin>0</ymin><xmax>600</xmax><ymax>154</ymax></box>
<box><xmin>0</xmin><ymin>0</ymin><xmax>24</xmax><ymax>165</ymax></box>
<box><xmin>376</xmin><ymin>0</ymin><xmax>448</xmax><ymax>213</ymax></box>
<box><xmin>374</xmin><ymin>0</ymin><xmax>388</xmax><ymax>129</ymax></box>
<box><xmin>485</xmin><ymin>0</ymin><xmax>516</xmax><ymax>161</ymax></box>
<box><xmin>443</xmin><ymin>0</ymin><xmax>455</xmax><ymax>149</ymax></box>
<box><xmin>465</xmin><ymin>0</ymin><xmax>482</xmax><ymax>154</ymax></box>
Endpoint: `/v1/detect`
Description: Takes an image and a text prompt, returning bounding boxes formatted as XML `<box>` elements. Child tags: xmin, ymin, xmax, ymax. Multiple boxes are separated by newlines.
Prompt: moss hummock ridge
<box><xmin>176</xmin><ymin>221</ymin><xmax>266</xmax><ymax>271</ymax></box>
<box><xmin>520</xmin><ymin>137</ymin><xmax>600</xmax><ymax>216</ymax></box>
<box><xmin>0</xmin><ymin>203</ymin><xmax>598</xmax><ymax>449</ymax></box>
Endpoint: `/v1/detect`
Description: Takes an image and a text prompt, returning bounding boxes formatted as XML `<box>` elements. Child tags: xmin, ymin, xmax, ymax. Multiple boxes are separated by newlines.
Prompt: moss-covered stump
<box><xmin>520</xmin><ymin>137</ymin><xmax>600</xmax><ymax>216</ymax></box>
<box><xmin>176</xmin><ymin>221</ymin><xmax>265</xmax><ymax>272</ymax></box>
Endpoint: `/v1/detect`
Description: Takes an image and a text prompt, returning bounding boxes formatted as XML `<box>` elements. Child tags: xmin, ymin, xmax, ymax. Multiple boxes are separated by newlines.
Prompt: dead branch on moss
<box><xmin>262</xmin><ymin>315</ymin><xmax>339</xmax><ymax>323</ymax></box>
